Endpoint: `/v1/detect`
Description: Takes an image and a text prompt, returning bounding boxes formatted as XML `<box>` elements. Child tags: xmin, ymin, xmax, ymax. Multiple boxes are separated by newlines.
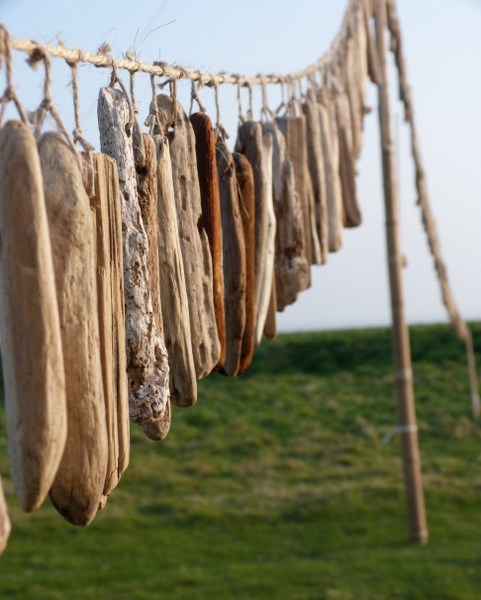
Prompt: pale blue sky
<box><xmin>1</xmin><ymin>0</ymin><xmax>480</xmax><ymax>331</ymax></box>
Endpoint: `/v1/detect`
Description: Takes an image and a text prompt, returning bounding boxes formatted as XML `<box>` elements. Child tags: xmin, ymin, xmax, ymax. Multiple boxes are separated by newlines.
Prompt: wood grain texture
<box><xmin>0</xmin><ymin>476</ymin><xmax>10</xmax><ymax>555</ymax></box>
<box><xmin>233</xmin><ymin>152</ymin><xmax>256</xmax><ymax>375</ymax></box>
<box><xmin>262</xmin><ymin>121</ymin><xmax>309</xmax><ymax>311</ymax></box>
<box><xmin>155</xmin><ymin>135</ymin><xmax>197</xmax><ymax>407</ymax></box>
<box><xmin>276</xmin><ymin>114</ymin><xmax>318</xmax><ymax>276</ymax></box>
<box><xmin>235</xmin><ymin>121</ymin><xmax>276</xmax><ymax>345</ymax></box>
<box><xmin>98</xmin><ymin>87</ymin><xmax>171</xmax><ymax>429</ymax></box>
<box><xmin>302</xmin><ymin>95</ymin><xmax>329</xmax><ymax>264</ymax></box>
<box><xmin>216</xmin><ymin>140</ymin><xmax>246</xmax><ymax>376</ymax></box>
<box><xmin>0</xmin><ymin>120</ymin><xmax>66</xmax><ymax>513</ymax></box>
<box><xmin>190</xmin><ymin>112</ymin><xmax>226</xmax><ymax>368</ymax></box>
<box><xmin>87</xmin><ymin>152</ymin><xmax>130</xmax><ymax>498</ymax></box>
<box><xmin>152</xmin><ymin>94</ymin><xmax>220</xmax><ymax>379</ymax></box>
<box><xmin>263</xmin><ymin>277</ymin><xmax>277</xmax><ymax>340</ymax></box>
<box><xmin>39</xmin><ymin>131</ymin><xmax>107</xmax><ymax>526</ymax></box>
<box><xmin>318</xmin><ymin>102</ymin><xmax>344</xmax><ymax>252</ymax></box>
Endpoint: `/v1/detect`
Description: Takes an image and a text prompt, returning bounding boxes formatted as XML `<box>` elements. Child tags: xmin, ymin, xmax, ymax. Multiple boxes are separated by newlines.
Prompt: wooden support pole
<box><xmin>375</xmin><ymin>0</ymin><xmax>428</xmax><ymax>545</ymax></box>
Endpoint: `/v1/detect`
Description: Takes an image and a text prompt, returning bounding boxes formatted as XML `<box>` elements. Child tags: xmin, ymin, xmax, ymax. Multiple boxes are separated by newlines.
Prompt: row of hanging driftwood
<box><xmin>0</xmin><ymin>0</ymin><xmax>477</xmax><ymax>552</ymax></box>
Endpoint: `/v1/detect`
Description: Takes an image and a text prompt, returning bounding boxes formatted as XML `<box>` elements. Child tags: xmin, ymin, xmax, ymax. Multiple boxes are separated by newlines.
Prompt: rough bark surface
<box><xmin>216</xmin><ymin>140</ymin><xmax>246</xmax><ymax>376</ymax></box>
<box><xmin>87</xmin><ymin>153</ymin><xmax>130</xmax><ymax>498</ymax></box>
<box><xmin>318</xmin><ymin>103</ymin><xmax>344</xmax><ymax>252</ymax></box>
<box><xmin>276</xmin><ymin>115</ymin><xmax>318</xmax><ymax>276</ymax></box>
<box><xmin>235</xmin><ymin>122</ymin><xmax>276</xmax><ymax>345</ymax></box>
<box><xmin>190</xmin><ymin>112</ymin><xmax>226</xmax><ymax>368</ymax></box>
<box><xmin>0</xmin><ymin>476</ymin><xmax>10</xmax><ymax>555</ymax></box>
<box><xmin>39</xmin><ymin>132</ymin><xmax>107</xmax><ymax>526</ymax></box>
<box><xmin>0</xmin><ymin>120</ymin><xmax>66</xmax><ymax>513</ymax></box>
<box><xmin>152</xmin><ymin>94</ymin><xmax>220</xmax><ymax>379</ymax></box>
<box><xmin>233</xmin><ymin>153</ymin><xmax>256</xmax><ymax>375</ymax></box>
<box><xmin>263</xmin><ymin>121</ymin><xmax>309</xmax><ymax>310</ymax></box>
<box><xmin>98</xmin><ymin>87</ymin><xmax>171</xmax><ymax>427</ymax></box>
<box><xmin>302</xmin><ymin>96</ymin><xmax>329</xmax><ymax>264</ymax></box>
<box><xmin>155</xmin><ymin>135</ymin><xmax>197</xmax><ymax>407</ymax></box>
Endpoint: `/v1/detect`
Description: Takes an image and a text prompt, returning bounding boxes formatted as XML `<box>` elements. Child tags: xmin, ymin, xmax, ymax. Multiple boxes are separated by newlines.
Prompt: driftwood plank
<box><xmin>98</xmin><ymin>87</ymin><xmax>171</xmax><ymax>429</ymax></box>
<box><xmin>0</xmin><ymin>476</ymin><xmax>10</xmax><ymax>555</ymax></box>
<box><xmin>233</xmin><ymin>152</ymin><xmax>256</xmax><ymax>375</ymax></box>
<box><xmin>87</xmin><ymin>153</ymin><xmax>130</xmax><ymax>501</ymax></box>
<box><xmin>318</xmin><ymin>102</ymin><xmax>344</xmax><ymax>252</ymax></box>
<box><xmin>235</xmin><ymin>122</ymin><xmax>276</xmax><ymax>345</ymax></box>
<box><xmin>152</xmin><ymin>94</ymin><xmax>220</xmax><ymax>379</ymax></box>
<box><xmin>302</xmin><ymin>95</ymin><xmax>329</xmax><ymax>264</ymax></box>
<box><xmin>190</xmin><ymin>112</ymin><xmax>226</xmax><ymax>368</ymax></box>
<box><xmin>39</xmin><ymin>132</ymin><xmax>107</xmax><ymax>526</ymax></box>
<box><xmin>216</xmin><ymin>140</ymin><xmax>246</xmax><ymax>376</ymax></box>
<box><xmin>154</xmin><ymin>135</ymin><xmax>197</xmax><ymax>407</ymax></box>
<box><xmin>0</xmin><ymin>120</ymin><xmax>66</xmax><ymax>513</ymax></box>
<box><xmin>263</xmin><ymin>121</ymin><xmax>309</xmax><ymax>310</ymax></box>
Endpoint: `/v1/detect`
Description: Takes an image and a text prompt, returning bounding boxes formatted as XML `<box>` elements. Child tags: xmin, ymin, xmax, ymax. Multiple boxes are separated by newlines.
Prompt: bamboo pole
<box><xmin>375</xmin><ymin>0</ymin><xmax>428</xmax><ymax>545</ymax></box>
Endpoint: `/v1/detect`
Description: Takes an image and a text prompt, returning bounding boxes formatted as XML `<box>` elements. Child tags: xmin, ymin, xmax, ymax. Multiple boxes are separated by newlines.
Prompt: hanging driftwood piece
<box><xmin>154</xmin><ymin>135</ymin><xmax>198</xmax><ymax>407</ymax></box>
<box><xmin>335</xmin><ymin>91</ymin><xmax>362</xmax><ymax>228</ymax></box>
<box><xmin>276</xmin><ymin>113</ymin><xmax>320</xmax><ymax>274</ymax></box>
<box><xmin>152</xmin><ymin>94</ymin><xmax>220</xmax><ymax>378</ymax></box>
<box><xmin>216</xmin><ymin>140</ymin><xmax>246</xmax><ymax>376</ymax></box>
<box><xmin>233</xmin><ymin>152</ymin><xmax>256</xmax><ymax>375</ymax></box>
<box><xmin>235</xmin><ymin>122</ymin><xmax>276</xmax><ymax>345</ymax></box>
<box><xmin>0</xmin><ymin>120</ymin><xmax>66</xmax><ymax>513</ymax></box>
<box><xmin>39</xmin><ymin>132</ymin><xmax>107</xmax><ymax>526</ymax></box>
<box><xmin>98</xmin><ymin>87</ymin><xmax>171</xmax><ymax>428</ymax></box>
<box><xmin>262</xmin><ymin>121</ymin><xmax>309</xmax><ymax>310</ymax></box>
<box><xmin>0</xmin><ymin>476</ymin><xmax>10</xmax><ymax>555</ymax></box>
<box><xmin>263</xmin><ymin>279</ymin><xmax>277</xmax><ymax>340</ymax></box>
<box><xmin>318</xmin><ymin>101</ymin><xmax>344</xmax><ymax>252</ymax></box>
<box><xmin>86</xmin><ymin>153</ymin><xmax>130</xmax><ymax>502</ymax></box>
<box><xmin>135</xmin><ymin>132</ymin><xmax>172</xmax><ymax>439</ymax></box>
<box><xmin>190</xmin><ymin>112</ymin><xmax>226</xmax><ymax>368</ymax></box>
<box><xmin>302</xmin><ymin>95</ymin><xmax>329</xmax><ymax>264</ymax></box>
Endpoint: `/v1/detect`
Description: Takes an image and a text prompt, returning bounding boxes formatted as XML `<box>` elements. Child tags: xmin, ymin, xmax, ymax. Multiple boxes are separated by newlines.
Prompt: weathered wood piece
<box><xmin>39</xmin><ymin>132</ymin><xmax>107</xmax><ymax>526</ymax></box>
<box><xmin>87</xmin><ymin>153</ymin><xmax>130</xmax><ymax>499</ymax></box>
<box><xmin>235</xmin><ymin>122</ymin><xmax>276</xmax><ymax>345</ymax></box>
<box><xmin>190</xmin><ymin>112</ymin><xmax>226</xmax><ymax>368</ymax></box>
<box><xmin>318</xmin><ymin>102</ymin><xmax>344</xmax><ymax>252</ymax></box>
<box><xmin>98</xmin><ymin>87</ymin><xmax>171</xmax><ymax>428</ymax></box>
<box><xmin>152</xmin><ymin>94</ymin><xmax>220</xmax><ymax>378</ymax></box>
<box><xmin>335</xmin><ymin>92</ymin><xmax>362</xmax><ymax>228</ymax></box>
<box><xmin>155</xmin><ymin>135</ymin><xmax>197</xmax><ymax>407</ymax></box>
<box><xmin>263</xmin><ymin>121</ymin><xmax>309</xmax><ymax>310</ymax></box>
<box><xmin>302</xmin><ymin>95</ymin><xmax>329</xmax><ymax>264</ymax></box>
<box><xmin>0</xmin><ymin>476</ymin><xmax>10</xmax><ymax>555</ymax></box>
<box><xmin>276</xmin><ymin>114</ymin><xmax>319</xmax><ymax>276</ymax></box>
<box><xmin>263</xmin><ymin>278</ymin><xmax>277</xmax><ymax>340</ymax></box>
<box><xmin>233</xmin><ymin>152</ymin><xmax>256</xmax><ymax>375</ymax></box>
<box><xmin>216</xmin><ymin>140</ymin><xmax>246</xmax><ymax>376</ymax></box>
<box><xmin>0</xmin><ymin>120</ymin><xmax>66</xmax><ymax>513</ymax></box>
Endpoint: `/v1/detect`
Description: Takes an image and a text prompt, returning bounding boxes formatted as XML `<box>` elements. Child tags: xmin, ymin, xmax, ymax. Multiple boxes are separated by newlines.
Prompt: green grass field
<box><xmin>0</xmin><ymin>323</ymin><xmax>480</xmax><ymax>599</ymax></box>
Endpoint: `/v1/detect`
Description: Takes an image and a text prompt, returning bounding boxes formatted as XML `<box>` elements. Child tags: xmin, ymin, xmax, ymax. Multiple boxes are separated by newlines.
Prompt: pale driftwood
<box><xmin>335</xmin><ymin>92</ymin><xmax>362</xmax><ymax>228</ymax></box>
<box><xmin>235</xmin><ymin>122</ymin><xmax>276</xmax><ymax>345</ymax></box>
<box><xmin>318</xmin><ymin>102</ymin><xmax>344</xmax><ymax>252</ymax></box>
<box><xmin>39</xmin><ymin>132</ymin><xmax>107</xmax><ymax>526</ymax></box>
<box><xmin>233</xmin><ymin>152</ymin><xmax>256</xmax><ymax>375</ymax></box>
<box><xmin>190</xmin><ymin>112</ymin><xmax>226</xmax><ymax>369</ymax></box>
<box><xmin>0</xmin><ymin>476</ymin><xmax>10</xmax><ymax>555</ymax></box>
<box><xmin>276</xmin><ymin>114</ymin><xmax>318</xmax><ymax>277</ymax></box>
<box><xmin>152</xmin><ymin>94</ymin><xmax>220</xmax><ymax>379</ymax></box>
<box><xmin>87</xmin><ymin>153</ymin><xmax>130</xmax><ymax>499</ymax></box>
<box><xmin>263</xmin><ymin>278</ymin><xmax>277</xmax><ymax>340</ymax></box>
<box><xmin>363</xmin><ymin>0</ymin><xmax>381</xmax><ymax>84</ymax></box>
<box><xmin>216</xmin><ymin>140</ymin><xmax>246</xmax><ymax>376</ymax></box>
<box><xmin>155</xmin><ymin>135</ymin><xmax>197</xmax><ymax>407</ymax></box>
<box><xmin>135</xmin><ymin>132</ymin><xmax>173</xmax><ymax>438</ymax></box>
<box><xmin>0</xmin><ymin>120</ymin><xmax>66</xmax><ymax>513</ymax></box>
<box><xmin>262</xmin><ymin>121</ymin><xmax>309</xmax><ymax>311</ymax></box>
<box><xmin>302</xmin><ymin>95</ymin><xmax>328</xmax><ymax>264</ymax></box>
<box><xmin>98</xmin><ymin>87</ymin><xmax>171</xmax><ymax>428</ymax></box>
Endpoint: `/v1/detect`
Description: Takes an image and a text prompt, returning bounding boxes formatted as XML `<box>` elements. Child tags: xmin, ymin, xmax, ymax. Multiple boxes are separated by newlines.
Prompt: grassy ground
<box><xmin>0</xmin><ymin>323</ymin><xmax>480</xmax><ymax>599</ymax></box>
